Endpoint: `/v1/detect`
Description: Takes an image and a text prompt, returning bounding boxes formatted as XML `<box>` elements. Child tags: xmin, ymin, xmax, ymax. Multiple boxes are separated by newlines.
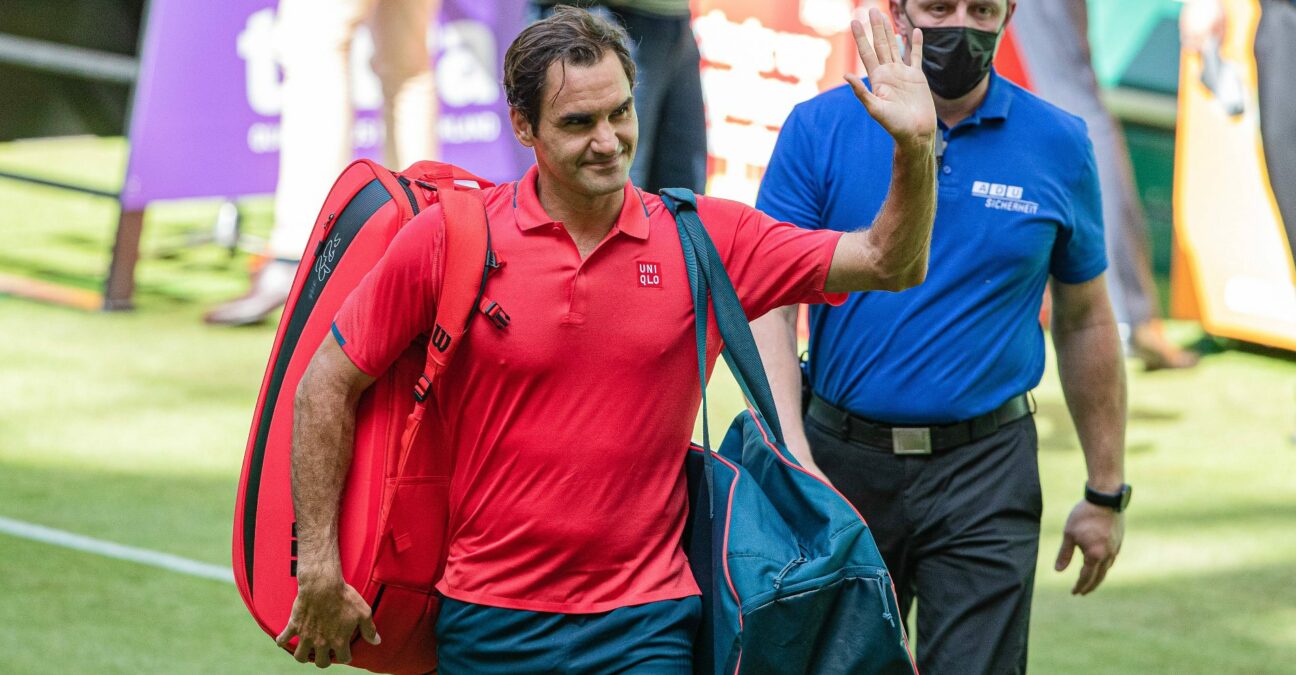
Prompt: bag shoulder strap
<box><xmin>376</xmin><ymin>166</ymin><xmax>495</xmax><ymax>522</ymax></box>
<box><xmin>413</xmin><ymin>169</ymin><xmax>493</xmax><ymax>401</ymax></box>
<box><xmin>659</xmin><ymin>187</ymin><xmax>785</xmax><ymax>446</ymax></box>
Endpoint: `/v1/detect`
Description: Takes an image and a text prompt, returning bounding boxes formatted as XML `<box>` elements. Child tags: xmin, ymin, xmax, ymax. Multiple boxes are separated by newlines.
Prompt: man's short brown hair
<box><xmin>503</xmin><ymin>6</ymin><xmax>637</xmax><ymax>131</ymax></box>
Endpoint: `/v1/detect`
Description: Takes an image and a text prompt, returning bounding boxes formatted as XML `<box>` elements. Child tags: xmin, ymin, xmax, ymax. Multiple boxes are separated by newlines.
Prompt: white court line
<box><xmin>0</xmin><ymin>515</ymin><xmax>234</xmax><ymax>584</ymax></box>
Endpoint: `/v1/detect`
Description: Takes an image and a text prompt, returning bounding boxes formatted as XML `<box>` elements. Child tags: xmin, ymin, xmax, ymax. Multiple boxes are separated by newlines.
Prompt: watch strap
<box><xmin>1084</xmin><ymin>483</ymin><xmax>1131</xmax><ymax>512</ymax></box>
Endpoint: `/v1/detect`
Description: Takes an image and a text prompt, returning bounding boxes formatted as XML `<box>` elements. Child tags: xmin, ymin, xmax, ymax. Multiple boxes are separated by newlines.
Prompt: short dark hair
<box><xmin>503</xmin><ymin>6</ymin><xmax>637</xmax><ymax>131</ymax></box>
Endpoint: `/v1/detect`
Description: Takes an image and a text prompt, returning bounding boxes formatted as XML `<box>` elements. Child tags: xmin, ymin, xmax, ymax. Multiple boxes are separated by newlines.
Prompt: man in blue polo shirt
<box><xmin>751</xmin><ymin>1</ymin><xmax>1129</xmax><ymax>672</ymax></box>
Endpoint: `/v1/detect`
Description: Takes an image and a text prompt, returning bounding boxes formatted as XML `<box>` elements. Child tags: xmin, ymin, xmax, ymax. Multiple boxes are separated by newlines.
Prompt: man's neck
<box><xmin>933</xmin><ymin>75</ymin><xmax>991</xmax><ymax>129</ymax></box>
<box><xmin>535</xmin><ymin>173</ymin><xmax>624</xmax><ymax>239</ymax></box>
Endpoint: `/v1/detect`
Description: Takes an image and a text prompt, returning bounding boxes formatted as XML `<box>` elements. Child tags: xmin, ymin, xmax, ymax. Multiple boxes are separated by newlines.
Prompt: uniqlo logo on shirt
<box><xmin>637</xmin><ymin>261</ymin><xmax>663</xmax><ymax>289</ymax></box>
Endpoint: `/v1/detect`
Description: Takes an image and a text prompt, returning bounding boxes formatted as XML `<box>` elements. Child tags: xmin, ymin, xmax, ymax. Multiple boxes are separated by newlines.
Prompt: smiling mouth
<box><xmin>585</xmin><ymin>156</ymin><xmax>621</xmax><ymax>170</ymax></box>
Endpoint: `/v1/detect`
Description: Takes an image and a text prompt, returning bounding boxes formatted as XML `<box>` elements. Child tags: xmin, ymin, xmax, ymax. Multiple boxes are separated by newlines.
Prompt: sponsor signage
<box><xmin>122</xmin><ymin>0</ymin><xmax>530</xmax><ymax>211</ymax></box>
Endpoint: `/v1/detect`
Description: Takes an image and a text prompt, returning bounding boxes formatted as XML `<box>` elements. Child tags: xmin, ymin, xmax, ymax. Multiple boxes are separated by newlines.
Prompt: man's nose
<box><xmin>591</xmin><ymin>120</ymin><xmax>619</xmax><ymax>155</ymax></box>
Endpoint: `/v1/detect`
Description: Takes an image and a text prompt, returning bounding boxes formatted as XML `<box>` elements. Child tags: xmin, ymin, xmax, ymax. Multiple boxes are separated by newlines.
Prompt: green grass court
<box><xmin>2</xmin><ymin>138</ymin><xmax>1295</xmax><ymax>673</ymax></box>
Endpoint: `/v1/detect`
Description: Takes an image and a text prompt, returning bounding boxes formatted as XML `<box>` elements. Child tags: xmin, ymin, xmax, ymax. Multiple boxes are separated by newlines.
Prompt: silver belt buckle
<box><xmin>892</xmin><ymin>427</ymin><xmax>932</xmax><ymax>455</ymax></box>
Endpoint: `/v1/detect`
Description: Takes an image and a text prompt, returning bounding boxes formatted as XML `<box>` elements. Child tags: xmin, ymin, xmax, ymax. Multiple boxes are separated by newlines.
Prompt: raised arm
<box><xmin>825</xmin><ymin>9</ymin><xmax>937</xmax><ymax>293</ymax></box>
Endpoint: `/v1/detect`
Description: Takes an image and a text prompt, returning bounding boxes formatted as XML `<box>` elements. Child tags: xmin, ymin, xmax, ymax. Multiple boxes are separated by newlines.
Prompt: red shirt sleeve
<box><xmin>332</xmin><ymin>205</ymin><xmax>445</xmax><ymax>377</ymax></box>
<box><xmin>697</xmin><ymin>196</ymin><xmax>847</xmax><ymax>320</ymax></box>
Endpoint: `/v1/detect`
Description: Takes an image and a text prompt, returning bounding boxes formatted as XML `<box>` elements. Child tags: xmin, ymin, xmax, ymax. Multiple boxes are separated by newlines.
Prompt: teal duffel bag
<box><xmin>662</xmin><ymin>189</ymin><xmax>917</xmax><ymax>675</ymax></box>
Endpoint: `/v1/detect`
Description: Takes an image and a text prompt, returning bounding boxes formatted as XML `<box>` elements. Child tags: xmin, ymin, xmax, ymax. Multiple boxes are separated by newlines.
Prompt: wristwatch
<box><xmin>1084</xmin><ymin>483</ymin><xmax>1132</xmax><ymax>513</ymax></box>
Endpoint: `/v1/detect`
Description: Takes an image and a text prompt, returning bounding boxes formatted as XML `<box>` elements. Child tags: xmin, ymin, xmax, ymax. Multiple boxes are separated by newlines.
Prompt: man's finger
<box><xmin>275</xmin><ymin>620</ymin><xmax>297</xmax><ymax>648</ymax></box>
<box><xmin>1072</xmin><ymin>556</ymin><xmax>1099</xmax><ymax>595</ymax></box>
<box><xmin>336</xmin><ymin>642</ymin><xmax>353</xmax><ymax>665</ymax></box>
<box><xmin>869</xmin><ymin>9</ymin><xmax>893</xmax><ymax>65</ymax></box>
<box><xmin>878</xmin><ymin>7</ymin><xmax>901</xmax><ymax>63</ymax></box>
<box><xmin>1079</xmin><ymin>559</ymin><xmax>1104</xmax><ymax>595</ymax></box>
<box><xmin>1082</xmin><ymin>558</ymin><xmax>1115</xmax><ymax>595</ymax></box>
<box><xmin>844</xmin><ymin>74</ymin><xmax>880</xmax><ymax>114</ymax></box>
<box><xmin>852</xmin><ymin>19</ymin><xmax>880</xmax><ymax>75</ymax></box>
<box><xmin>1054</xmin><ymin>533</ymin><xmax>1076</xmax><ymax>572</ymax></box>
<box><xmin>314</xmin><ymin>644</ymin><xmax>332</xmax><ymax>669</ymax></box>
<box><xmin>907</xmin><ymin>27</ymin><xmax>924</xmax><ymax>68</ymax></box>
<box><xmin>360</xmin><ymin>616</ymin><xmax>382</xmax><ymax>645</ymax></box>
<box><xmin>293</xmin><ymin>638</ymin><xmax>312</xmax><ymax>664</ymax></box>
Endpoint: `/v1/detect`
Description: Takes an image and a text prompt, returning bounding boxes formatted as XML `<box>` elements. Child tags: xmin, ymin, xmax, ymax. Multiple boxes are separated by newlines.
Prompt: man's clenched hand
<box><xmin>275</xmin><ymin>576</ymin><xmax>381</xmax><ymax>668</ymax></box>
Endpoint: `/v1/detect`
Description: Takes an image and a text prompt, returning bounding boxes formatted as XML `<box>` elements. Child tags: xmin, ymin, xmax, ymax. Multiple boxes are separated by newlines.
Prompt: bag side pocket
<box><xmin>371</xmin><ymin>476</ymin><xmax>451</xmax><ymax>592</ymax></box>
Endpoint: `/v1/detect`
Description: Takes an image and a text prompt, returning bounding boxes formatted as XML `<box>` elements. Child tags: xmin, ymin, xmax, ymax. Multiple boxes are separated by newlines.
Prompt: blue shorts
<box><xmin>435</xmin><ymin>595</ymin><xmax>701</xmax><ymax>674</ymax></box>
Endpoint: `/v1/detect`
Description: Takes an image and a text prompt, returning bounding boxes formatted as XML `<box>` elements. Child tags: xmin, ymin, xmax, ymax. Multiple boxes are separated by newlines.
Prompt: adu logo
<box><xmin>972</xmin><ymin>181</ymin><xmax>1024</xmax><ymax>200</ymax></box>
<box><xmin>973</xmin><ymin>180</ymin><xmax>1039</xmax><ymax>214</ymax></box>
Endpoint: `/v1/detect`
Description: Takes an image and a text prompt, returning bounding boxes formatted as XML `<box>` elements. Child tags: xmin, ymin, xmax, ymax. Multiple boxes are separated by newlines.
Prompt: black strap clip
<box><xmin>413</xmin><ymin>374</ymin><xmax>432</xmax><ymax>403</ymax></box>
<box><xmin>480</xmin><ymin>299</ymin><xmax>510</xmax><ymax>329</ymax></box>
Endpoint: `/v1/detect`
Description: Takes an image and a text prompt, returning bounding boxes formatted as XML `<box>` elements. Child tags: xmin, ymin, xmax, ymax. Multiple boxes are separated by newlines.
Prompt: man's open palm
<box><xmin>846</xmin><ymin>9</ymin><xmax>937</xmax><ymax>150</ymax></box>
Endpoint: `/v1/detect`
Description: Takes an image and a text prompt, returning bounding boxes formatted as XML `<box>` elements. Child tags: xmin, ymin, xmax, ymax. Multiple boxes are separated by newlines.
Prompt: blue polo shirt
<box><xmin>757</xmin><ymin>72</ymin><xmax>1107</xmax><ymax>424</ymax></box>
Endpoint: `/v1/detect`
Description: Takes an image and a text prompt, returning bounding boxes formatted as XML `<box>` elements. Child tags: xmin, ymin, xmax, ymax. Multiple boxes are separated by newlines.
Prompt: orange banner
<box><xmin>692</xmin><ymin>0</ymin><xmax>862</xmax><ymax>203</ymax></box>
<box><xmin>1173</xmin><ymin>0</ymin><xmax>1296</xmax><ymax>350</ymax></box>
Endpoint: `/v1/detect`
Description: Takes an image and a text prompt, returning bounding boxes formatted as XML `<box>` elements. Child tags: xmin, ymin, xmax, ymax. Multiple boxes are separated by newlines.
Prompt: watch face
<box><xmin>1119</xmin><ymin>485</ymin><xmax>1133</xmax><ymax>510</ymax></box>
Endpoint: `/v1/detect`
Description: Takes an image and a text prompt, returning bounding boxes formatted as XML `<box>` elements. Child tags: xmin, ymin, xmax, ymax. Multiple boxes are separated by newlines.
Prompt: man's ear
<box><xmin>890</xmin><ymin>0</ymin><xmax>912</xmax><ymax>51</ymax></box>
<box><xmin>890</xmin><ymin>0</ymin><xmax>907</xmax><ymax>28</ymax></box>
<box><xmin>510</xmin><ymin>107</ymin><xmax>536</xmax><ymax>148</ymax></box>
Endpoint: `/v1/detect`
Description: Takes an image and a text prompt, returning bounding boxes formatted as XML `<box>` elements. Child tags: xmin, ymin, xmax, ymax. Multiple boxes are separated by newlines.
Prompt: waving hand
<box><xmin>845</xmin><ymin>9</ymin><xmax>937</xmax><ymax>150</ymax></box>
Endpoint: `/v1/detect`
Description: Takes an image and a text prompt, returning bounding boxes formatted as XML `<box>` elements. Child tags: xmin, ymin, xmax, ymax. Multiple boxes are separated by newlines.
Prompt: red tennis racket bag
<box><xmin>232</xmin><ymin>159</ymin><xmax>498</xmax><ymax>674</ymax></box>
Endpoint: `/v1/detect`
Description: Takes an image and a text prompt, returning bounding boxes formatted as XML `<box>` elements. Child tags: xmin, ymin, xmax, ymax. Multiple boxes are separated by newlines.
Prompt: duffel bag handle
<box><xmin>660</xmin><ymin>188</ymin><xmax>785</xmax><ymax>452</ymax></box>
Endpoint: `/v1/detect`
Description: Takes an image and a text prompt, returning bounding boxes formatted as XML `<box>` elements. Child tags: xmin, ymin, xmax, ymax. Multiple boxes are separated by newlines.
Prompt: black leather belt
<box><xmin>806</xmin><ymin>393</ymin><xmax>1034</xmax><ymax>454</ymax></box>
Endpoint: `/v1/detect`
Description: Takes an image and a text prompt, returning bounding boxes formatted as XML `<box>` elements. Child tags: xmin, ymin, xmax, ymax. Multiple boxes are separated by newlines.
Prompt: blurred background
<box><xmin>0</xmin><ymin>0</ymin><xmax>1293</xmax><ymax>672</ymax></box>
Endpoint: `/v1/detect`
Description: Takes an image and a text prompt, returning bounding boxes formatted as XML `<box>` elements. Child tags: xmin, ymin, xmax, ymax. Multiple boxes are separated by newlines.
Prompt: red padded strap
<box><xmin>377</xmin><ymin>164</ymin><xmax>492</xmax><ymax>576</ymax></box>
<box><xmin>420</xmin><ymin>184</ymin><xmax>489</xmax><ymax>384</ymax></box>
<box><xmin>391</xmin><ymin>179</ymin><xmax>489</xmax><ymax>488</ymax></box>
<box><xmin>400</xmin><ymin>160</ymin><xmax>493</xmax><ymax>190</ymax></box>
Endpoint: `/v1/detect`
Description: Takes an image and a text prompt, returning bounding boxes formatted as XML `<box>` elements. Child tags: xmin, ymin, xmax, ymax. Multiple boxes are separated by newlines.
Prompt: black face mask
<box><xmin>906</xmin><ymin>19</ymin><xmax>1003</xmax><ymax>99</ymax></box>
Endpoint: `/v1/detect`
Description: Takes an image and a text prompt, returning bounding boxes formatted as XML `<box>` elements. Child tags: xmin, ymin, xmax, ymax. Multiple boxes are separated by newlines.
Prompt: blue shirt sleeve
<box><xmin>755</xmin><ymin>105</ymin><xmax>824</xmax><ymax>231</ymax></box>
<box><xmin>1049</xmin><ymin>131</ymin><xmax>1108</xmax><ymax>284</ymax></box>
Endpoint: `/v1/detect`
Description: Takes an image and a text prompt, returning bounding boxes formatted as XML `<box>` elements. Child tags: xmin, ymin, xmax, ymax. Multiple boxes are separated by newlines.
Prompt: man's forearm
<box><xmin>291</xmin><ymin>370</ymin><xmax>361</xmax><ymax>585</ymax></box>
<box><xmin>750</xmin><ymin>305</ymin><xmax>810</xmax><ymax>460</ymax></box>
<box><xmin>1053</xmin><ymin>322</ymin><xmax>1127</xmax><ymax>492</ymax></box>
<box><xmin>827</xmin><ymin>140</ymin><xmax>937</xmax><ymax>293</ymax></box>
<box><xmin>867</xmin><ymin>141</ymin><xmax>937</xmax><ymax>285</ymax></box>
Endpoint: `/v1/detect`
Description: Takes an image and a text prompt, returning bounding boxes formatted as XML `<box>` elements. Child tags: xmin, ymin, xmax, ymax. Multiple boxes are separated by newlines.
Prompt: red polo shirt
<box><xmin>334</xmin><ymin>165</ymin><xmax>845</xmax><ymax>613</ymax></box>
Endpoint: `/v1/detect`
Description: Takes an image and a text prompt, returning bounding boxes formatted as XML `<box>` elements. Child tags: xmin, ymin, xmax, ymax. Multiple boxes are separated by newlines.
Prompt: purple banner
<box><xmin>122</xmin><ymin>0</ymin><xmax>531</xmax><ymax>210</ymax></box>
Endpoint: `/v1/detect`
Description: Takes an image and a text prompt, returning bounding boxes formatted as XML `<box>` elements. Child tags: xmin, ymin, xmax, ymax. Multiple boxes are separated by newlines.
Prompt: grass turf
<box><xmin>2</xmin><ymin>137</ymin><xmax>1295</xmax><ymax>673</ymax></box>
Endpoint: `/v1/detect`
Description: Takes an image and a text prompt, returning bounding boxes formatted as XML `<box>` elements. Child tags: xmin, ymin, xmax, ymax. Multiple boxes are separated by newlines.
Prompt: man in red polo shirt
<box><xmin>279</xmin><ymin>6</ymin><xmax>937</xmax><ymax>671</ymax></box>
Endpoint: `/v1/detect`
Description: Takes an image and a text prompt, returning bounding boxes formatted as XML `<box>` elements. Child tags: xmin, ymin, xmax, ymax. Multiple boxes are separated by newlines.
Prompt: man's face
<box><xmin>892</xmin><ymin>0</ymin><xmax>1013</xmax><ymax>43</ymax></box>
<box><xmin>511</xmin><ymin>51</ymin><xmax>637</xmax><ymax>200</ymax></box>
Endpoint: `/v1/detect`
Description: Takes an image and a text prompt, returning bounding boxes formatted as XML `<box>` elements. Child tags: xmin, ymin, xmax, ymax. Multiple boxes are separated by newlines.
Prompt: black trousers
<box><xmin>1256</xmin><ymin>0</ymin><xmax>1296</xmax><ymax>264</ymax></box>
<box><xmin>805</xmin><ymin>414</ymin><xmax>1043</xmax><ymax>675</ymax></box>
